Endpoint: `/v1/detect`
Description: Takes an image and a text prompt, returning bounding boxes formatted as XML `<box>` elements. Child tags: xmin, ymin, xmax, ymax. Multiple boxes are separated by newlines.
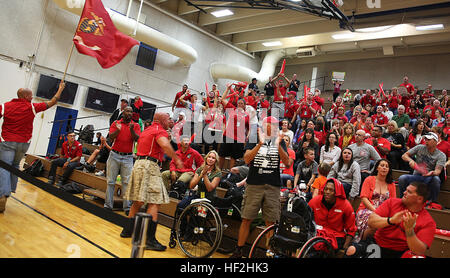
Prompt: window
<box><xmin>136</xmin><ymin>42</ymin><xmax>157</xmax><ymax>70</ymax></box>
<box><xmin>36</xmin><ymin>75</ymin><xmax>78</xmax><ymax>104</ymax></box>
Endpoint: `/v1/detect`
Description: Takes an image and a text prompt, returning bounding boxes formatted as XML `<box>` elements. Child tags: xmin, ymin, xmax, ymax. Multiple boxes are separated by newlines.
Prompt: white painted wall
<box><xmin>0</xmin><ymin>0</ymin><xmax>260</xmax><ymax>155</ymax></box>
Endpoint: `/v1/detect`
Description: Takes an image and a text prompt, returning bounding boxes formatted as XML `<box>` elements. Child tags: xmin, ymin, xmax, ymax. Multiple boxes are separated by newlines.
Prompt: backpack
<box><xmin>78</xmin><ymin>125</ymin><xmax>94</xmax><ymax>144</ymax></box>
<box><xmin>59</xmin><ymin>182</ymin><xmax>85</xmax><ymax>194</ymax></box>
<box><xmin>219</xmin><ymin>172</ymin><xmax>243</xmax><ymax>189</ymax></box>
<box><xmin>169</xmin><ymin>181</ymin><xmax>188</xmax><ymax>200</ymax></box>
<box><xmin>24</xmin><ymin>159</ymin><xmax>44</xmax><ymax>177</ymax></box>
<box><xmin>273</xmin><ymin>197</ymin><xmax>315</xmax><ymax>252</ymax></box>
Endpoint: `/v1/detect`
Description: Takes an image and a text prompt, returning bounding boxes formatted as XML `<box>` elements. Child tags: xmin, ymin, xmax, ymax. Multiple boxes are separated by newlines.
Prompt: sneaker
<box><xmin>95</xmin><ymin>170</ymin><xmax>105</xmax><ymax>176</ymax></box>
<box><xmin>0</xmin><ymin>196</ymin><xmax>7</xmax><ymax>213</ymax></box>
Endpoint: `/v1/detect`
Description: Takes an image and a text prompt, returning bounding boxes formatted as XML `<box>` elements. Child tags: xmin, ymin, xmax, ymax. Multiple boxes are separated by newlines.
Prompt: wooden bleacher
<box><xmin>24</xmin><ymin>154</ymin><xmax>123</xmax><ymax>206</ymax></box>
<box><xmin>391</xmin><ymin>169</ymin><xmax>450</xmax><ymax>258</ymax></box>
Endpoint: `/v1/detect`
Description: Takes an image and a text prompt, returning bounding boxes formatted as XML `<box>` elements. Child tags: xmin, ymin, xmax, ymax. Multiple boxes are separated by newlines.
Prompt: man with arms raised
<box><xmin>230</xmin><ymin>116</ymin><xmax>292</xmax><ymax>258</ymax></box>
<box><xmin>0</xmin><ymin>81</ymin><xmax>65</xmax><ymax>212</ymax></box>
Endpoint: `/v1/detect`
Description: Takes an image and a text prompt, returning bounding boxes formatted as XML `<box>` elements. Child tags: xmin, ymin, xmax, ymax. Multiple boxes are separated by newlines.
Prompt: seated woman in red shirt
<box><xmin>406</xmin><ymin>119</ymin><xmax>425</xmax><ymax>150</ymax></box>
<box><xmin>308</xmin><ymin>178</ymin><xmax>357</xmax><ymax>251</ymax></box>
<box><xmin>355</xmin><ymin>159</ymin><xmax>396</xmax><ymax>242</ymax></box>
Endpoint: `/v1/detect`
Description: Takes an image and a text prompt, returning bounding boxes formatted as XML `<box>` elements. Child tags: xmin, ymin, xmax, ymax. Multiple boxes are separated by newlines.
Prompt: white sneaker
<box><xmin>95</xmin><ymin>170</ymin><xmax>105</xmax><ymax>176</ymax></box>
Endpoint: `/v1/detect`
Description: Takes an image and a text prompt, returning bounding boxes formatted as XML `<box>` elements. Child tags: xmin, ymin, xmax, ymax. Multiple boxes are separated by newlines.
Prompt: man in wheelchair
<box><xmin>308</xmin><ymin>178</ymin><xmax>357</xmax><ymax>252</ymax></box>
<box><xmin>345</xmin><ymin>181</ymin><xmax>436</xmax><ymax>258</ymax></box>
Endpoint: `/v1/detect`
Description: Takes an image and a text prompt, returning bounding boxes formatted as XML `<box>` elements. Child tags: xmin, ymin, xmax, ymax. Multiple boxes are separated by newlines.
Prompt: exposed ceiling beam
<box><xmin>285</xmin><ymin>42</ymin><xmax>450</xmax><ymax>65</ymax></box>
<box><xmin>198</xmin><ymin>7</ymin><xmax>278</xmax><ymax>26</ymax></box>
<box><xmin>216</xmin><ymin>10</ymin><xmax>320</xmax><ymax>35</ymax></box>
<box><xmin>232</xmin><ymin>8</ymin><xmax>450</xmax><ymax>45</ymax></box>
<box><xmin>177</xmin><ymin>1</ymin><xmax>232</xmax><ymax>15</ymax></box>
<box><xmin>248</xmin><ymin>24</ymin><xmax>450</xmax><ymax>52</ymax></box>
<box><xmin>214</xmin><ymin>0</ymin><xmax>450</xmax><ymax>36</ymax></box>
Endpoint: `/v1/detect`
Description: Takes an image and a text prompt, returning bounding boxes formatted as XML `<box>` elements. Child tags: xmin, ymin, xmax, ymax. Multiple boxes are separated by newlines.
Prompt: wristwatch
<box><xmin>387</xmin><ymin>217</ymin><xmax>395</xmax><ymax>226</ymax></box>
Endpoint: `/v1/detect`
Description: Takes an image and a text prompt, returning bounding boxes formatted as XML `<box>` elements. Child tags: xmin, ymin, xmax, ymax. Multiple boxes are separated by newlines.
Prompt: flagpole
<box><xmin>62</xmin><ymin>43</ymin><xmax>75</xmax><ymax>82</ymax></box>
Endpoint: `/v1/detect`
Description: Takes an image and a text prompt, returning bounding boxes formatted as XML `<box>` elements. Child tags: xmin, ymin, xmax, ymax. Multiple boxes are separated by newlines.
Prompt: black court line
<box><xmin>10</xmin><ymin>195</ymin><xmax>120</xmax><ymax>258</ymax></box>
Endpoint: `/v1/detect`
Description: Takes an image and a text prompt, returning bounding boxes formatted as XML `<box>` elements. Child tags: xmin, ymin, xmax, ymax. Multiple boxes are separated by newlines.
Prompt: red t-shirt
<box><xmin>407</xmin><ymin>107</ymin><xmax>419</xmax><ymax>119</ymax></box>
<box><xmin>437</xmin><ymin>140</ymin><xmax>450</xmax><ymax>158</ymax></box>
<box><xmin>298</xmin><ymin>101</ymin><xmax>319</xmax><ymax>119</ymax></box>
<box><xmin>423</xmin><ymin>105</ymin><xmax>445</xmax><ymax>120</ymax></box>
<box><xmin>61</xmin><ymin>140</ymin><xmax>83</xmax><ymax>159</ymax></box>
<box><xmin>399</xmin><ymin>82</ymin><xmax>414</xmax><ymax>93</ymax></box>
<box><xmin>284</xmin><ymin>99</ymin><xmax>300</xmax><ymax>119</ymax></box>
<box><xmin>371</xmin><ymin>113</ymin><xmax>388</xmax><ymax>126</ymax></box>
<box><xmin>175</xmin><ymin>91</ymin><xmax>190</xmax><ymax>108</ymax></box>
<box><xmin>273</xmin><ymin>87</ymin><xmax>287</xmax><ymax>102</ymax></box>
<box><xmin>400</xmin><ymin>96</ymin><xmax>410</xmax><ymax>109</ymax></box>
<box><xmin>109</xmin><ymin>119</ymin><xmax>141</xmax><ymax>153</ymax></box>
<box><xmin>360</xmin><ymin>95</ymin><xmax>376</xmax><ymax>107</ymax></box>
<box><xmin>364</xmin><ymin>137</ymin><xmax>391</xmax><ymax>159</ymax></box>
<box><xmin>136</xmin><ymin>122</ymin><xmax>168</xmax><ymax>161</ymax></box>
<box><xmin>169</xmin><ymin>147</ymin><xmax>204</xmax><ymax>173</ymax></box>
<box><xmin>280</xmin><ymin>148</ymin><xmax>296</xmax><ymax>176</ymax></box>
<box><xmin>374</xmin><ymin>198</ymin><xmax>436</xmax><ymax>252</ymax></box>
<box><xmin>388</xmin><ymin>95</ymin><xmax>400</xmax><ymax>109</ymax></box>
<box><xmin>0</xmin><ymin>99</ymin><xmax>47</xmax><ymax>143</ymax></box>
<box><xmin>259</xmin><ymin>99</ymin><xmax>270</xmax><ymax>109</ymax></box>
<box><xmin>223</xmin><ymin>108</ymin><xmax>249</xmax><ymax>143</ymax></box>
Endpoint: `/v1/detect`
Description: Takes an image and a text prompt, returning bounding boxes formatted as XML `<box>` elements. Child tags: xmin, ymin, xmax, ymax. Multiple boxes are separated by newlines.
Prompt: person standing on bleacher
<box><xmin>105</xmin><ymin>106</ymin><xmax>141</xmax><ymax>214</ymax></box>
<box><xmin>0</xmin><ymin>81</ymin><xmax>65</xmax><ymax>213</ymax></box>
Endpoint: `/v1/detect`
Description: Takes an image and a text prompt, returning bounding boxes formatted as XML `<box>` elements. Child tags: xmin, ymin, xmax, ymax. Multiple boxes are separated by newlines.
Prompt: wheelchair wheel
<box><xmin>247</xmin><ymin>224</ymin><xmax>277</xmax><ymax>258</ymax></box>
<box><xmin>217</xmin><ymin>204</ymin><xmax>242</xmax><ymax>254</ymax></box>
<box><xmin>297</xmin><ymin>236</ymin><xmax>335</xmax><ymax>258</ymax></box>
<box><xmin>176</xmin><ymin>201</ymin><xmax>223</xmax><ymax>258</ymax></box>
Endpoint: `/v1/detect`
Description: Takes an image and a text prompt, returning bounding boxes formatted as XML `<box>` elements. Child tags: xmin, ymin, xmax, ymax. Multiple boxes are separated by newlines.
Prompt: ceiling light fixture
<box><xmin>332</xmin><ymin>33</ymin><xmax>355</xmax><ymax>40</ymax></box>
<box><xmin>262</xmin><ymin>41</ymin><xmax>282</xmax><ymax>47</ymax></box>
<box><xmin>415</xmin><ymin>24</ymin><xmax>444</xmax><ymax>31</ymax></box>
<box><xmin>211</xmin><ymin>9</ymin><xmax>234</xmax><ymax>18</ymax></box>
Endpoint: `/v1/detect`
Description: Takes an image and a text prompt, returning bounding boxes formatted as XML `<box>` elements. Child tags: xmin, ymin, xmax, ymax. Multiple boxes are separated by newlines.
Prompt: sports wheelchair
<box><xmin>168</xmin><ymin>185</ymin><xmax>243</xmax><ymax>258</ymax></box>
<box><xmin>248</xmin><ymin>190</ymin><xmax>336</xmax><ymax>258</ymax></box>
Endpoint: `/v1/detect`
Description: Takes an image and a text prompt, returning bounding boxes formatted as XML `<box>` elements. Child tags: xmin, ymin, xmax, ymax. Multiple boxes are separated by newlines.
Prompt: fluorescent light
<box><xmin>290</xmin><ymin>0</ymin><xmax>302</xmax><ymax>2</ymax></box>
<box><xmin>211</xmin><ymin>9</ymin><xmax>234</xmax><ymax>18</ymax></box>
<box><xmin>262</xmin><ymin>41</ymin><xmax>282</xmax><ymax>47</ymax></box>
<box><xmin>355</xmin><ymin>25</ymin><xmax>393</xmax><ymax>33</ymax></box>
<box><xmin>332</xmin><ymin>33</ymin><xmax>355</xmax><ymax>40</ymax></box>
<box><xmin>416</xmin><ymin>24</ymin><xmax>444</xmax><ymax>31</ymax></box>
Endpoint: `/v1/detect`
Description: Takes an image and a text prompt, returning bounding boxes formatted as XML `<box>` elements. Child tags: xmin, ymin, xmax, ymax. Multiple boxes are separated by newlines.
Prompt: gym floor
<box><xmin>0</xmin><ymin>178</ymin><xmax>228</xmax><ymax>258</ymax></box>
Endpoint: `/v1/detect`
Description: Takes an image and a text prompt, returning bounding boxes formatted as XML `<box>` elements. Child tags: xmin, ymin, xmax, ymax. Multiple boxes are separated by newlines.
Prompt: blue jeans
<box><xmin>105</xmin><ymin>151</ymin><xmax>133</xmax><ymax>211</ymax></box>
<box><xmin>0</xmin><ymin>141</ymin><xmax>30</xmax><ymax>197</ymax></box>
<box><xmin>398</xmin><ymin>174</ymin><xmax>441</xmax><ymax>202</ymax></box>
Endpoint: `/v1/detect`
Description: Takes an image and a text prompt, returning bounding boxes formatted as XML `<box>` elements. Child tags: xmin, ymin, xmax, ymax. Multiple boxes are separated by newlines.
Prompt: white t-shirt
<box><xmin>246</xmin><ymin>105</ymin><xmax>258</xmax><ymax>125</ymax></box>
<box><xmin>320</xmin><ymin>145</ymin><xmax>342</xmax><ymax>165</ymax></box>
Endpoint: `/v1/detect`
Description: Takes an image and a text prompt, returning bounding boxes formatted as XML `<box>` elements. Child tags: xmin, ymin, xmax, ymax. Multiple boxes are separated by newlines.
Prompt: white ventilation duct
<box><xmin>52</xmin><ymin>0</ymin><xmax>198</xmax><ymax>66</ymax></box>
<box><xmin>210</xmin><ymin>49</ymin><xmax>295</xmax><ymax>86</ymax></box>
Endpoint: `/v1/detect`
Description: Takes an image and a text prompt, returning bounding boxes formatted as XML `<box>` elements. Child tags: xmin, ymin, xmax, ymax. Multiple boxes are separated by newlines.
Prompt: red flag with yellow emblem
<box><xmin>73</xmin><ymin>0</ymin><xmax>139</xmax><ymax>68</ymax></box>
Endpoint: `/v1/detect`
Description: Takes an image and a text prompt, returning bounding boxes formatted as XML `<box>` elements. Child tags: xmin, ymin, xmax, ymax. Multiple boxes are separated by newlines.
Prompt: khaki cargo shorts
<box><xmin>241</xmin><ymin>184</ymin><xmax>281</xmax><ymax>223</ymax></box>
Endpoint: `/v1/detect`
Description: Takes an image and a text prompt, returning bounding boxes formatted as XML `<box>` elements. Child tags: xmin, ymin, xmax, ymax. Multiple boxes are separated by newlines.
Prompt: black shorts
<box><xmin>219</xmin><ymin>137</ymin><xmax>245</xmax><ymax>160</ymax></box>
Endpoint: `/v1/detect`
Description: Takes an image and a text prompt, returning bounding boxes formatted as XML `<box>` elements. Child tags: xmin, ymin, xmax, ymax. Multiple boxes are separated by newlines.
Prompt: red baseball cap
<box><xmin>262</xmin><ymin>116</ymin><xmax>279</xmax><ymax>124</ymax></box>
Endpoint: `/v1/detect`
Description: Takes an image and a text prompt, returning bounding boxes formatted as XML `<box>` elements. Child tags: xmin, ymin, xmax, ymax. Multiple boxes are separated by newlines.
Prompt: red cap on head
<box><xmin>263</xmin><ymin>116</ymin><xmax>279</xmax><ymax>124</ymax></box>
<box><xmin>288</xmin><ymin>91</ymin><xmax>297</xmax><ymax>96</ymax></box>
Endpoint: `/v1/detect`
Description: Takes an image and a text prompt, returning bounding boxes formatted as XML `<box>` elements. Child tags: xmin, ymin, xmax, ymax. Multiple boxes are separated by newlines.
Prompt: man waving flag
<box><xmin>73</xmin><ymin>0</ymin><xmax>139</xmax><ymax>68</ymax></box>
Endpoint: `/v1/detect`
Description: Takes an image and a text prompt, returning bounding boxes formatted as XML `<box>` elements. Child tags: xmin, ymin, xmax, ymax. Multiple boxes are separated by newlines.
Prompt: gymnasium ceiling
<box><xmin>143</xmin><ymin>0</ymin><xmax>450</xmax><ymax>64</ymax></box>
